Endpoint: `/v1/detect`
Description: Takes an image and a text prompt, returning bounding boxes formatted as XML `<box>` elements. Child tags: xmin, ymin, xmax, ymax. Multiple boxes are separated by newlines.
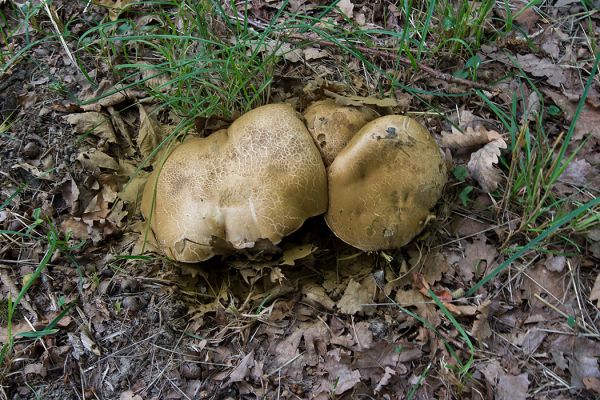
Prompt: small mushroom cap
<box><xmin>325</xmin><ymin>115</ymin><xmax>447</xmax><ymax>251</ymax></box>
<box><xmin>141</xmin><ymin>103</ymin><xmax>328</xmax><ymax>262</ymax></box>
<box><xmin>303</xmin><ymin>99</ymin><xmax>379</xmax><ymax>166</ymax></box>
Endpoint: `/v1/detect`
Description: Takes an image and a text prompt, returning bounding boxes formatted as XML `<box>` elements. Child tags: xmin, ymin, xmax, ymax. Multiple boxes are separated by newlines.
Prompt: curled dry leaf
<box><xmin>441</xmin><ymin>125</ymin><xmax>502</xmax><ymax>149</ymax></box>
<box><xmin>137</xmin><ymin>105</ymin><xmax>166</xmax><ymax>159</ymax></box>
<box><xmin>467</xmin><ymin>138</ymin><xmax>507</xmax><ymax>192</ymax></box>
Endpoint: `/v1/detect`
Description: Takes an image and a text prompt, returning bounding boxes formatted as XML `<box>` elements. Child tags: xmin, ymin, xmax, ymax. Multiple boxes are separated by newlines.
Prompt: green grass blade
<box><xmin>466</xmin><ymin>195</ymin><xmax>600</xmax><ymax>297</ymax></box>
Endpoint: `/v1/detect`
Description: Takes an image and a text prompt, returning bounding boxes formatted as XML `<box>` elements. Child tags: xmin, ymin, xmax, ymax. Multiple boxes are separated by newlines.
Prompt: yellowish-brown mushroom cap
<box><xmin>141</xmin><ymin>104</ymin><xmax>328</xmax><ymax>262</ymax></box>
<box><xmin>325</xmin><ymin>115</ymin><xmax>447</xmax><ymax>251</ymax></box>
<box><xmin>303</xmin><ymin>99</ymin><xmax>379</xmax><ymax>166</ymax></box>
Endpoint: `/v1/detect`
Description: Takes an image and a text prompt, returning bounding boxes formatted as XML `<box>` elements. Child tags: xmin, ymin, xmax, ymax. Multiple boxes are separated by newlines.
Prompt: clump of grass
<box><xmin>476</xmin><ymin>50</ymin><xmax>600</xmax><ymax>242</ymax></box>
<box><xmin>0</xmin><ymin>201</ymin><xmax>82</xmax><ymax>368</ymax></box>
<box><xmin>77</xmin><ymin>0</ymin><xmax>290</xmax><ymax>120</ymax></box>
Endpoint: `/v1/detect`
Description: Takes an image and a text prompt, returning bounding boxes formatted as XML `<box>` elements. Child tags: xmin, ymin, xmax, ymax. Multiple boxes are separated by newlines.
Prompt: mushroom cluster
<box><xmin>141</xmin><ymin>101</ymin><xmax>447</xmax><ymax>263</ymax></box>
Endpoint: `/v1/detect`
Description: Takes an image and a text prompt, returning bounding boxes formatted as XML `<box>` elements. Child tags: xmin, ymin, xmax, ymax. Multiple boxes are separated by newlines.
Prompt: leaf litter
<box><xmin>1</xmin><ymin>2</ymin><xmax>599</xmax><ymax>400</ymax></box>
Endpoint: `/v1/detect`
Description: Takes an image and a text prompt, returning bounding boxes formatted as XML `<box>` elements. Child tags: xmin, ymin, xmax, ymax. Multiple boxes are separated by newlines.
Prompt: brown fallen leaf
<box><xmin>303</xmin><ymin>47</ymin><xmax>328</xmax><ymax>60</ymax></box>
<box><xmin>516</xmin><ymin>53</ymin><xmax>566</xmax><ymax>87</ymax></box>
<box><xmin>458</xmin><ymin>235</ymin><xmax>498</xmax><ymax>281</ymax></box>
<box><xmin>441</xmin><ymin>125</ymin><xmax>502</xmax><ymax>149</ymax></box>
<box><xmin>324</xmin><ymin>90</ymin><xmax>397</xmax><ymax>107</ymax></box>
<box><xmin>545</xmin><ymin>89</ymin><xmax>600</xmax><ymax>140</ymax></box>
<box><xmin>583</xmin><ymin>376</ymin><xmax>600</xmax><ymax>394</ymax></box>
<box><xmin>226</xmin><ymin>350</ymin><xmax>255</xmax><ymax>384</ymax></box>
<box><xmin>77</xmin><ymin>150</ymin><xmax>120</xmax><ymax>171</ymax></box>
<box><xmin>64</xmin><ymin>112</ymin><xmax>117</xmax><ymax>145</ymax></box>
<box><xmin>337</xmin><ymin>277</ymin><xmax>376</xmax><ymax>315</ymax></box>
<box><xmin>93</xmin><ymin>0</ymin><xmax>136</xmax><ymax>21</ymax></box>
<box><xmin>119</xmin><ymin>391</ymin><xmax>143</xmax><ymax>400</ymax></box>
<box><xmin>496</xmin><ymin>372</ymin><xmax>529</xmax><ymax>400</ymax></box>
<box><xmin>320</xmin><ymin>348</ymin><xmax>361</xmax><ymax>395</ymax></box>
<box><xmin>280</xmin><ymin>244</ymin><xmax>316</xmax><ymax>266</ymax></box>
<box><xmin>560</xmin><ymin>158</ymin><xmax>592</xmax><ymax>186</ymax></box>
<box><xmin>337</xmin><ymin>0</ymin><xmax>354</xmax><ymax>18</ymax></box>
<box><xmin>467</xmin><ymin>138</ymin><xmax>507</xmax><ymax>192</ymax></box>
<box><xmin>137</xmin><ymin>105</ymin><xmax>167</xmax><ymax>159</ymax></box>
<box><xmin>23</xmin><ymin>363</ymin><xmax>47</xmax><ymax>378</ymax></box>
<box><xmin>302</xmin><ymin>284</ymin><xmax>335</xmax><ymax>310</ymax></box>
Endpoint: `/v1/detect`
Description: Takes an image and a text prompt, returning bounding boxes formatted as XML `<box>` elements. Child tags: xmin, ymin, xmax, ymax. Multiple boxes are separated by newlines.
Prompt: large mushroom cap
<box><xmin>325</xmin><ymin>115</ymin><xmax>447</xmax><ymax>251</ymax></box>
<box><xmin>303</xmin><ymin>99</ymin><xmax>379</xmax><ymax>166</ymax></box>
<box><xmin>141</xmin><ymin>103</ymin><xmax>328</xmax><ymax>262</ymax></box>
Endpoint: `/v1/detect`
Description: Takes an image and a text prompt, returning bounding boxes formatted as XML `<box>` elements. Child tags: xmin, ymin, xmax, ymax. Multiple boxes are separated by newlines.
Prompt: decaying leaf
<box><xmin>227</xmin><ymin>351</ymin><xmax>255</xmax><ymax>384</ymax></box>
<box><xmin>77</xmin><ymin>150</ymin><xmax>120</xmax><ymax>171</ymax></box>
<box><xmin>119</xmin><ymin>391</ymin><xmax>143</xmax><ymax>400</ymax></box>
<box><xmin>337</xmin><ymin>0</ymin><xmax>354</xmax><ymax>18</ymax></box>
<box><xmin>302</xmin><ymin>284</ymin><xmax>335</xmax><ymax>310</ymax></box>
<box><xmin>23</xmin><ymin>363</ymin><xmax>47</xmax><ymax>378</ymax></box>
<box><xmin>80</xmin><ymin>329</ymin><xmax>101</xmax><ymax>356</ymax></box>
<box><xmin>93</xmin><ymin>0</ymin><xmax>136</xmax><ymax>21</ymax></box>
<box><xmin>560</xmin><ymin>158</ymin><xmax>592</xmax><ymax>186</ymax></box>
<box><xmin>280</xmin><ymin>244</ymin><xmax>316</xmax><ymax>266</ymax></box>
<box><xmin>337</xmin><ymin>278</ymin><xmax>376</xmax><ymax>315</ymax></box>
<box><xmin>318</xmin><ymin>348</ymin><xmax>361</xmax><ymax>395</ymax></box>
<box><xmin>545</xmin><ymin>89</ymin><xmax>600</xmax><ymax>140</ymax></box>
<box><xmin>516</xmin><ymin>54</ymin><xmax>566</xmax><ymax>87</ymax></box>
<box><xmin>441</xmin><ymin>125</ymin><xmax>502</xmax><ymax>149</ymax></box>
<box><xmin>64</xmin><ymin>112</ymin><xmax>117</xmax><ymax>145</ymax></box>
<box><xmin>467</xmin><ymin>138</ymin><xmax>507</xmax><ymax>192</ymax></box>
<box><xmin>137</xmin><ymin>105</ymin><xmax>166</xmax><ymax>159</ymax></box>
<box><xmin>458</xmin><ymin>235</ymin><xmax>497</xmax><ymax>281</ymax></box>
<box><xmin>303</xmin><ymin>47</ymin><xmax>328</xmax><ymax>60</ymax></box>
<box><xmin>497</xmin><ymin>372</ymin><xmax>529</xmax><ymax>400</ymax></box>
<box><xmin>324</xmin><ymin>90</ymin><xmax>397</xmax><ymax>107</ymax></box>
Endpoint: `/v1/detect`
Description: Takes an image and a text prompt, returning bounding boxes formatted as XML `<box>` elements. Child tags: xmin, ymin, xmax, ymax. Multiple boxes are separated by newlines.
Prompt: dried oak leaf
<box><xmin>467</xmin><ymin>138</ymin><xmax>507</xmax><ymax>192</ymax></box>
<box><xmin>458</xmin><ymin>235</ymin><xmax>497</xmax><ymax>282</ymax></box>
<box><xmin>319</xmin><ymin>348</ymin><xmax>361</xmax><ymax>395</ymax></box>
<box><xmin>516</xmin><ymin>53</ymin><xmax>566</xmax><ymax>87</ymax></box>
<box><xmin>337</xmin><ymin>277</ymin><xmax>376</xmax><ymax>315</ymax></box>
<box><xmin>77</xmin><ymin>150</ymin><xmax>120</xmax><ymax>172</ymax></box>
<box><xmin>302</xmin><ymin>284</ymin><xmax>335</xmax><ymax>310</ymax></box>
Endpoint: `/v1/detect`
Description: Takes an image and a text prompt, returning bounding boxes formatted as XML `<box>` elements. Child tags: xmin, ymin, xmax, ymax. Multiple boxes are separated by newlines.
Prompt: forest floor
<box><xmin>1</xmin><ymin>1</ymin><xmax>600</xmax><ymax>399</ymax></box>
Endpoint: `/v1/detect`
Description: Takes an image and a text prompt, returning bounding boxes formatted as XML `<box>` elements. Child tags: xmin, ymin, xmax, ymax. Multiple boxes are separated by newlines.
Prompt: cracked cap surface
<box><xmin>141</xmin><ymin>103</ymin><xmax>328</xmax><ymax>262</ymax></box>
